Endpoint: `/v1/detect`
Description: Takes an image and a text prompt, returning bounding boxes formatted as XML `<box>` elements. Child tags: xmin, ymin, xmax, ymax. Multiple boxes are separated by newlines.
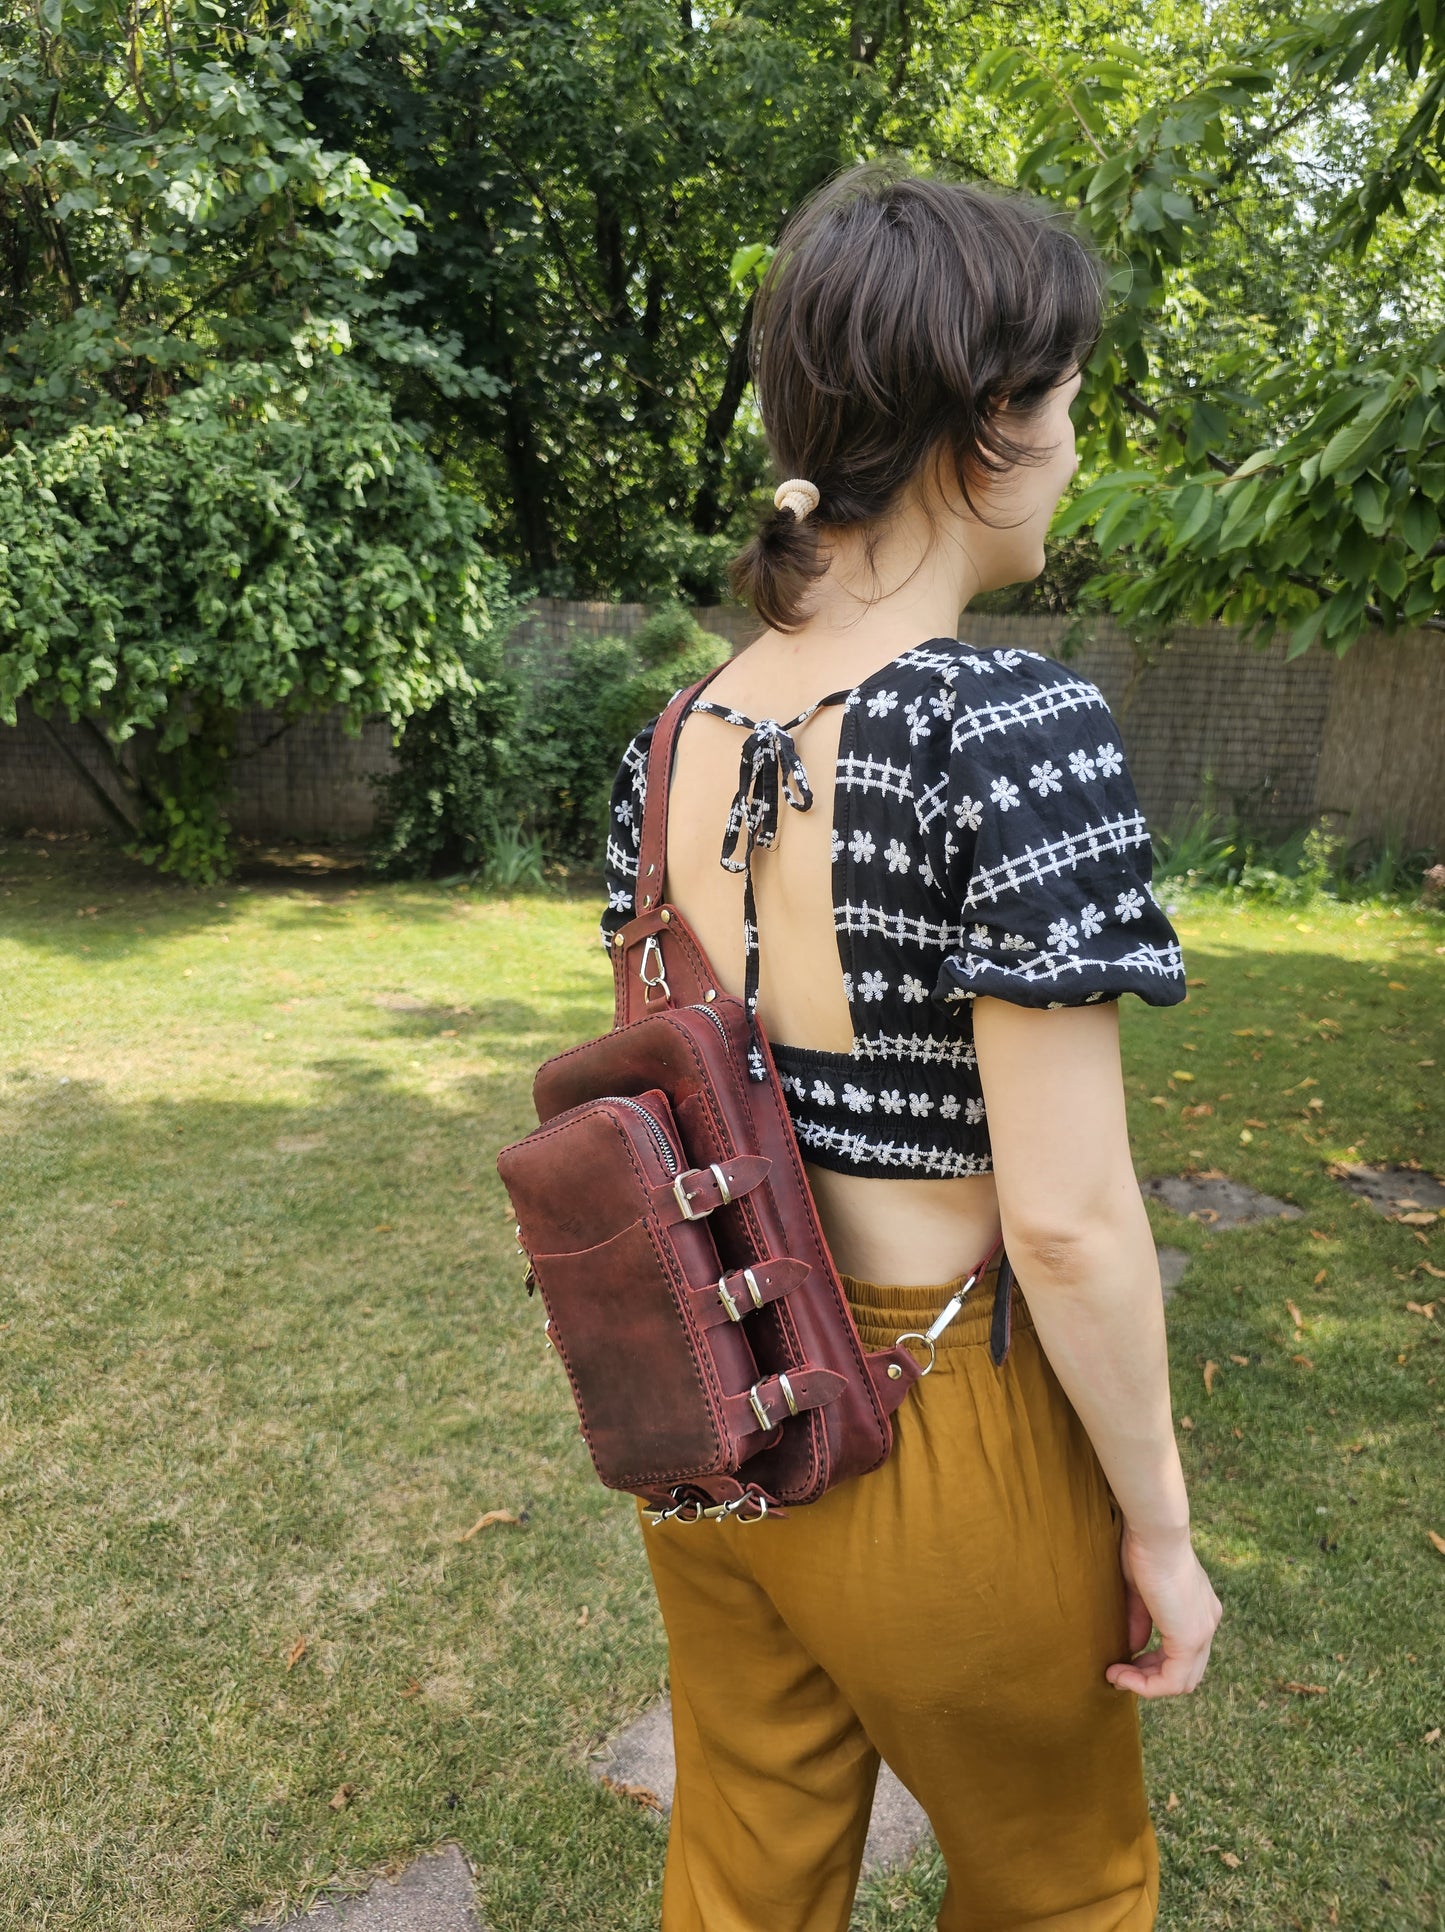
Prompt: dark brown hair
<box><xmin>728</xmin><ymin>161</ymin><xmax>1105</xmax><ymax>633</ymax></box>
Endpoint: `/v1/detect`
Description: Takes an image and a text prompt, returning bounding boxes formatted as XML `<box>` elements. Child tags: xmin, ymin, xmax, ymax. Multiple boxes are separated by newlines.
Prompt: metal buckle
<box><xmin>709</xmin><ymin>1161</ymin><xmax>733</xmax><ymax>1205</ymax></box>
<box><xmin>777</xmin><ymin>1370</ymin><xmax>799</xmax><ymax>1416</ymax></box>
<box><xmin>717</xmin><ymin>1275</ymin><xmax>742</xmax><ymax>1322</ymax></box>
<box><xmin>748</xmin><ymin>1383</ymin><xmax>773</xmax><ymax>1431</ymax></box>
<box><xmin>672</xmin><ymin>1172</ymin><xmax>705</xmax><ymax>1220</ymax></box>
<box><xmin>743</xmin><ymin>1266</ymin><xmax>763</xmax><ymax>1308</ymax></box>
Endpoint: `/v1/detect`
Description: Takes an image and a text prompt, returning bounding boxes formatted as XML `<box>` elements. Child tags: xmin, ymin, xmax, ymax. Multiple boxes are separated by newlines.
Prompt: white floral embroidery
<box><xmin>1115</xmin><ymin>888</ymin><xmax>1145</xmax><ymax>922</ymax></box>
<box><xmin>849</xmin><ymin>829</ymin><xmax>876</xmax><ymax>864</ymax></box>
<box><xmin>607</xmin><ymin>886</ymin><xmax>631</xmax><ymax>911</ymax></box>
<box><xmin>884</xmin><ymin>838</ymin><xmax>910</xmax><ymax>873</ymax></box>
<box><xmin>963</xmin><ymin>654</ymin><xmax>996</xmax><ymax>674</ymax></box>
<box><xmin>1068</xmin><ymin>749</ymin><xmax>1097</xmax><ymax>783</ymax></box>
<box><xmin>903</xmin><ymin>696</ymin><xmax>931</xmax><ymax>745</ymax></box>
<box><xmin>841</xmin><ymin>971</ymin><xmax>854</xmax><ymax>1002</ymax></box>
<box><xmin>811</xmin><ymin>1079</ymin><xmax>836</xmax><ymax>1107</ymax></box>
<box><xmin>990</xmin><ymin>777</ymin><xmax>1020</xmax><ymax>812</ymax></box>
<box><xmin>879</xmin><ymin>1089</ymin><xmax>905</xmax><ymax>1114</ymax></box>
<box><xmin>614</xmin><ymin>798</ymin><xmax>634</xmax><ymax>825</ymax></box>
<box><xmin>994</xmin><ymin>649</ymin><xmax>1023</xmax><ymax>669</ymax></box>
<box><xmin>1047</xmin><ymin>917</ymin><xmax>1079</xmax><ymax>953</ymax></box>
<box><xmin>953</xmin><ymin>794</ymin><xmax>984</xmax><ymax>830</ymax></box>
<box><xmin>859</xmin><ymin>970</ymin><xmax>888</xmax><ymax>1002</ymax></box>
<box><xmin>900</xmin><ymin>974</ymin><xmax>927</xmax><ymax>1003</ymax></box>
<box><xmin>1097</xmin><ymin>742</ymin><xmax>1124</xmax><ymax>777</ymax></box>
<box><xmin>1079</xmin><ymin>902</ymin><xmax>1105</xmax><ymax>938</ymax></box>
<box><xmin>969</xmin><ymin>923</ymin><xmax>992</xmax><ymax>950</ymax></box>
<box><xmin>1029</xmin><ymin>760</ymin><xmax>1063</xmax><ymax>797</ymax></box>
<box><xmin>830</xmin><ymin>827</ymin><xmax>843</xmax><ymax>862</ymax></box>
<box><xmin>918</xmin><ymin>856</ymin><xmax>936</xmax><ymax>888</ymax></box>
<box><xmin>842</xmin><ymin>1083</ymin><xmax>874</xmax><ymax>1113</ymax></box>
<box><xmin>908</xmin><ymin>1092</ymin><xmax>934</xmax><ymax>1117</ymax></box>
<box><xmin>999</xmin><ymin>932</ymin><xmax>1035</xmax><ymax>951</ymax></box>
<box><xmin>867</xmin><ymin>689</ymin><xmax>899</xmax><ymax>717</ymax></box>
<box><xmin>939</xmin><ymin>1093</ymin><xmax>961</xmax><ymax>1119</ymax></box>
<box><xmin>930</xmin><ymin>685</ymin><xmax>957</xmax><ymax>720</ymax></box>
<box><xmin>965</xmin><ymin>1096</ymin><xmax>986</xmax><ymax>1124</ymax></box>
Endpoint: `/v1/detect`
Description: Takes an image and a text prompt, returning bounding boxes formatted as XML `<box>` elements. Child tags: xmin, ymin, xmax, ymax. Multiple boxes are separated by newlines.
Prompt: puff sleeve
<box><xmin>930</xmin><ymin>654</ymin><xmax>1186</xmax><ymax>1011</ymax></box>
<box><xmin>597</xmin><ymin>712</ymin><xmax>659</xmax><ymax>950</ymax></box>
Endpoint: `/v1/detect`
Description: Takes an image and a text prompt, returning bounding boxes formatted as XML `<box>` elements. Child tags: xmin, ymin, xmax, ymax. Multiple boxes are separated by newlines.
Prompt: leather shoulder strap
<box><xmin>633</xmin><ymin>661</ymin><xmax>729</xmax><ymax>911</ymax></box>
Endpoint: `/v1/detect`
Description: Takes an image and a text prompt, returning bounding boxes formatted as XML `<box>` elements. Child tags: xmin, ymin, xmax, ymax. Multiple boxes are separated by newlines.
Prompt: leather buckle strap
<box><xmin>723</xmin><ymin>1364</ymin><xmax>846</xmax><ymax>1440</ymax></box>
<box><xmin>652</xmin><ymin>1154</ymin><xmax>771</xmax><ymax>1225</ymax></box>
<box><xmin>687</xmin><ymin>1256</ymin><xmax>809</xmax><ymax>1330</ymax></box>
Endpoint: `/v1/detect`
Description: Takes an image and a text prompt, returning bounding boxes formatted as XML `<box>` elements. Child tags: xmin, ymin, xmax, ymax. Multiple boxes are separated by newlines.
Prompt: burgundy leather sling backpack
<box><xmin>496</xmin><ymin>667</ymin><xmax>1005</xmax><ymax>1523</ymax></box>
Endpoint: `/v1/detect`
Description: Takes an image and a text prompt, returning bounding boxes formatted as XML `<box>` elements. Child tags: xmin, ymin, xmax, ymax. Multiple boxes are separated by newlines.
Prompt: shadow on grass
<box><xmin>0</xmin><ymin>833</ymin><xmax>602</xmax><ymax>963</ymax></box>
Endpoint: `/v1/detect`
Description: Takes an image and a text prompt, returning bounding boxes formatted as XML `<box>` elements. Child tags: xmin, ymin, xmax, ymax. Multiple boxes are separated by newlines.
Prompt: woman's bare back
<box><xmin>662</xmin><ymin>634</ymin><xmax>1002</xmax><ymax>1286</ymax></box>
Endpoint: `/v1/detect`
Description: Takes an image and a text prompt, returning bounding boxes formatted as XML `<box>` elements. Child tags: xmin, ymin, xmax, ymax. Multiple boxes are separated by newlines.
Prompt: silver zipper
<box><xmin>613</xmin><ymin>1096</ymin><xmax>679</xmax><ymax>1175</ymax></box>
<box><xmin>689</xmin><ymin>1001</ymin><xmax>730</xmax><ymax>1044</ymax></box>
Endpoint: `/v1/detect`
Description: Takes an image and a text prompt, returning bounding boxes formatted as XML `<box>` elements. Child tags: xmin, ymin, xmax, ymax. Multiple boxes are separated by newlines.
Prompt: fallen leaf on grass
<box><xmin>1229</xmin><ymin>1354</ymin><xmax>1250</xmax><ymax>1367</ymax></box>
<box><xmin>1425</xmin><ymin>1728</ymin><xmax>1441</xmax><ymax>1744</ymax></box>
<box><xmin>328</xmin><ymin>1783</ymin><xmax>356</xmax><ymax>1811</ymax></box>
<box><xmin>1286</xmin><ymin>1299</ymin><xmax>1304</xmax><ymax>1330</ymax></box>
<box><xmin>1172</xmin><ymin>1070</ymin><xmax>1196</xmax><ymax>1083</ymax></box>
<box><xmin>1244</xmin><ymin>1118</ymin><xmax>1270</xmax><ymax>1129</ymax></box>
<box><xmin>457</xmin><ymin>1508</ymin><xmax>523</xmax><ymax>1541</ymax></box>
<box><xmin>1165</xmin><ymin>1790</ymin><xmax>1180</xmax><ymax>1809</ymax></box>
<box><xmin>1291</xmin><ymin>1354</ymin><xmax>1315</xmax><ymax>1369</ymax></box>
<box><xmin>1179</xmin><ymin>1415</ymin><xmax>1194</xmax><ymax>1430</ymax></box>
<box><xmin>576</xmin><ymin>1606</ymin><xmax>590</xmax><ymax>1627</ymax></box>
<box><xmin>285</xmin><ymin>1636</ymin><xmax>308</xmax><ymax>1672</ymax></box>
<box><xmin>1405</xmin><ymin>1301</ymin><xmax>1437</xmax><ymax>1320</ymax></box>
<box><xmin>599</xmin><ymin>1775</ymin><xmax>664</xmax><ymax>1812</ymax></box>
<box><xmin>1429</xmin><ymin>1530</ymin><xmax>1445</xmax><ymax>1556</ymax></box>
<box><xmin>1203</xmin><ymin>1361</ymin><xmax>1219</xmax><ymax>1396</ymax></box>
<box><xmin>400</xmin><ymin>1679</ymin><xmax>422</xmax><ymax>1699</ymax></box>
<box><xmin>1420</xmin><ymin>1262</ymin><xmax>1445</xmax><ymax>1280</ymax></box>
<box><xmin>1313</xmin><ymin>1269</ymin><xmax>1327</xmax><ymax>1286</ymax></box>
<box><xmin>1397</xmin><ymin>1211</ymin><xmax>1438</xmax><ymax>1227</ymax></box>
<box><xmin>1219</xmin><ymin>1850</ymin><xmax>1242</xmax><ymax>1869</ymax></box>
<box><xmin>1181</xmin><ymin>1103</ymin><xmax>1214</xmax><ymax>1120</ymax></box>
<box><xmin>1283</xmin><ymin>1682</ymin><xmax>1328</xmax><ymax>1696</ymax></box>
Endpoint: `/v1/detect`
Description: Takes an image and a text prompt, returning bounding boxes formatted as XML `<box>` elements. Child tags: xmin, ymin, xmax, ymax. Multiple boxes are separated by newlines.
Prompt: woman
<box><xmin>599</xmin><ymin>162</ymin><xmax>1221</xmax><ymax>1932</ymax></box>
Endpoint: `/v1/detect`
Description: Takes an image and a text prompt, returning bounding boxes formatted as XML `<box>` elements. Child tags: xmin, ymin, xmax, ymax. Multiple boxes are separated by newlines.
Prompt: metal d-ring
<box><xmin>893</xmin><ymin>1330</ymin><xmax>938</xmax><ymax>1376</ymax></box>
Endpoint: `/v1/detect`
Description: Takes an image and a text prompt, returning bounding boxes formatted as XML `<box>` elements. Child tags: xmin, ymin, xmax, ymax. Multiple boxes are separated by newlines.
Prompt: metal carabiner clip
<box><xmin>639</xmin><ymin>932</ymin><xmax>671</xmax><ymax>1005</ymax></box>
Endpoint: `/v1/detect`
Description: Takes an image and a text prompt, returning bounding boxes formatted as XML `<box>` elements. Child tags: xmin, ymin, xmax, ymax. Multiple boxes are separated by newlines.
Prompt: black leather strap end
<box><xmin>989</xmin><ymin>1255</ymin><xmax>1015</xmax><ymax>1368</ymax></box>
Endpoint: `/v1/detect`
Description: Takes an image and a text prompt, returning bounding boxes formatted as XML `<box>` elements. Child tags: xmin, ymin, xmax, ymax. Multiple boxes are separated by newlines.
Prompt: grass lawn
<box><xmin>1</xmin><ymin>833</ymin><xmax>1442</xmax><ymax>1931</ymax></box>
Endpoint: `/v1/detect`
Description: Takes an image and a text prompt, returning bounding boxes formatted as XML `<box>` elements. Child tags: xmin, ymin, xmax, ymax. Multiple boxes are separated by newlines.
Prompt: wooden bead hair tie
<box><xmin>773</xmin><ymin>478</ymin><xmax>820</xmax><ymax>521</ymax></box>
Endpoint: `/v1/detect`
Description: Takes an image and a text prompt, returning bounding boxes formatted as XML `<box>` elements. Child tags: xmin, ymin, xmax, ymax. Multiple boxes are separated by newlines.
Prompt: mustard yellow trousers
<box><xmin>634</xmin><ymin>1262</ymin><xmax>1160</xmax><ymax>1931</ymax></box>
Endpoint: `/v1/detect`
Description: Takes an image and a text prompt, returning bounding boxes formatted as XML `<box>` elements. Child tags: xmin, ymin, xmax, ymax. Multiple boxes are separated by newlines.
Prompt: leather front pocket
<box><xmin>532</xmin><ymin>1217</ymin><xmax>737</xmax><ymax>1489</ymax></box>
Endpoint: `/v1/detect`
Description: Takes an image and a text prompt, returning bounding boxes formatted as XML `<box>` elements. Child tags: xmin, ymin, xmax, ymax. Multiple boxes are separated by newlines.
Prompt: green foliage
<box><xmin>1155</xmin><ymin>806</ymin><xmax>1436</xmax><ymax>904</ymax></box>
<box><xmin>0</xmin><ymin>359</ymin><xmax>506</xmax><ymax>880</ymax></box>
<box><xmin>0</xmin><ymin>0</ymin><xmax>491</xmax><ymax>445</ymax></box>
<box><xmin>982</xmin><ymin>12</ymin><xmax>1445</xmax><ymax>651</ymax></box>
<box><xmin>370</xmin><ymin>601</ymin><xmax>728</xmax><ymax>879</ymax></box>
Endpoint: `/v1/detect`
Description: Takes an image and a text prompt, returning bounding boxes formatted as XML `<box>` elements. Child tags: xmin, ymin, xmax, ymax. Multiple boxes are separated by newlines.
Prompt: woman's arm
<box><xmin>973</xmin><ymin>995</ymin><xmax>1222</xmax><ymax>1697</ymax></box>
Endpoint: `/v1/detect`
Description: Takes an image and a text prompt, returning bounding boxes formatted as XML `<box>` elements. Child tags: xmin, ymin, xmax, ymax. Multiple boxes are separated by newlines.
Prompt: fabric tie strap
<box><xmin>688</xmin><ymin>688</ymin><xmax>850</xmax><ymax>1079</ymax></box>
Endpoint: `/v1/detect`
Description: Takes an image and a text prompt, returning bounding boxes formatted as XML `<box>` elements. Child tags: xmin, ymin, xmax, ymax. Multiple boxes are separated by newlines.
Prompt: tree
<box><xmin>979</xmin><ymin>3</ymin><xmax>1445</xmax><ymax>652</ymax></box>
<box><xmin>0</xmin><ymin>361</ymin><xmax>509</xmax><ymax>879</ymax></box>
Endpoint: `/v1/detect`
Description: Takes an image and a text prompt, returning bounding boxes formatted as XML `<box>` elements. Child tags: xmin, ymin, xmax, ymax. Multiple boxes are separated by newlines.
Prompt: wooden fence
<box><xmin>2</xmin><ymin>600</ymin><xmax>1440</xmax><ymax>856</ymax></box>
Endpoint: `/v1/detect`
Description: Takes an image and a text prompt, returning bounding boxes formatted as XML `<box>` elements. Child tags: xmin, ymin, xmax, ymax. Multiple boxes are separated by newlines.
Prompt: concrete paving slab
<box><xmin>1330</xmin><ymin>1161</ymin><xmax>1445</xmax><ymax>1220</ymax></box>
<box><xmin>1142</xmin><ymin>1175</ymin><xmax>1302</xmax><ymax>1229</ymax></box>
<box><xmin>589</xmin><ymin>1697</ymin><xmax>930</xmax><ymax>1872</ymax></box>
<box><xmin>251</xmin><ymin>1844</ymin><xmax>482</xmax><ymax>1932</ymax></box>
<box><xmin>1156</xmin><ymin>1246</ymin><xmax>1190</xmax><ymax>1300</ymax></box>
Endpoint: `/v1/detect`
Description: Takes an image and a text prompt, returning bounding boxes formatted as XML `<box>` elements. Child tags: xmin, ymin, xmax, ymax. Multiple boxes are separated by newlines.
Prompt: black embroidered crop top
<box><xmin>599</xmin><ymin>638</ymin><xmax>1186</xmax><ymax>1180</ymax></box>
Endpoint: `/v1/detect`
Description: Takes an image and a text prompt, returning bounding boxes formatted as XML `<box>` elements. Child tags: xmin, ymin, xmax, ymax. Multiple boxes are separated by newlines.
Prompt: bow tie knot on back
<box><xmin>718</xmin><ymin>718</ymin><xmax>814</xmax><ymax>872</ymax></box>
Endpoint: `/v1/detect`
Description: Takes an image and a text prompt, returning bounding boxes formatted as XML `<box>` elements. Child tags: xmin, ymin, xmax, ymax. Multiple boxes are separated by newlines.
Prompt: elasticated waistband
<box><xmin>839</xmin><ymin>1258</ymin><xmax>1030</xmax><ymax>1354</ymax></box>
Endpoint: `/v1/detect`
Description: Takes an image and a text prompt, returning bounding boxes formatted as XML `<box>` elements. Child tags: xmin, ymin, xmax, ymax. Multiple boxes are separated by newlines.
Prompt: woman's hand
<box><xmin>1107</xmin><ymin>1524</ymin><xmax>1222</xmax><ymax>1698</ymax></box>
